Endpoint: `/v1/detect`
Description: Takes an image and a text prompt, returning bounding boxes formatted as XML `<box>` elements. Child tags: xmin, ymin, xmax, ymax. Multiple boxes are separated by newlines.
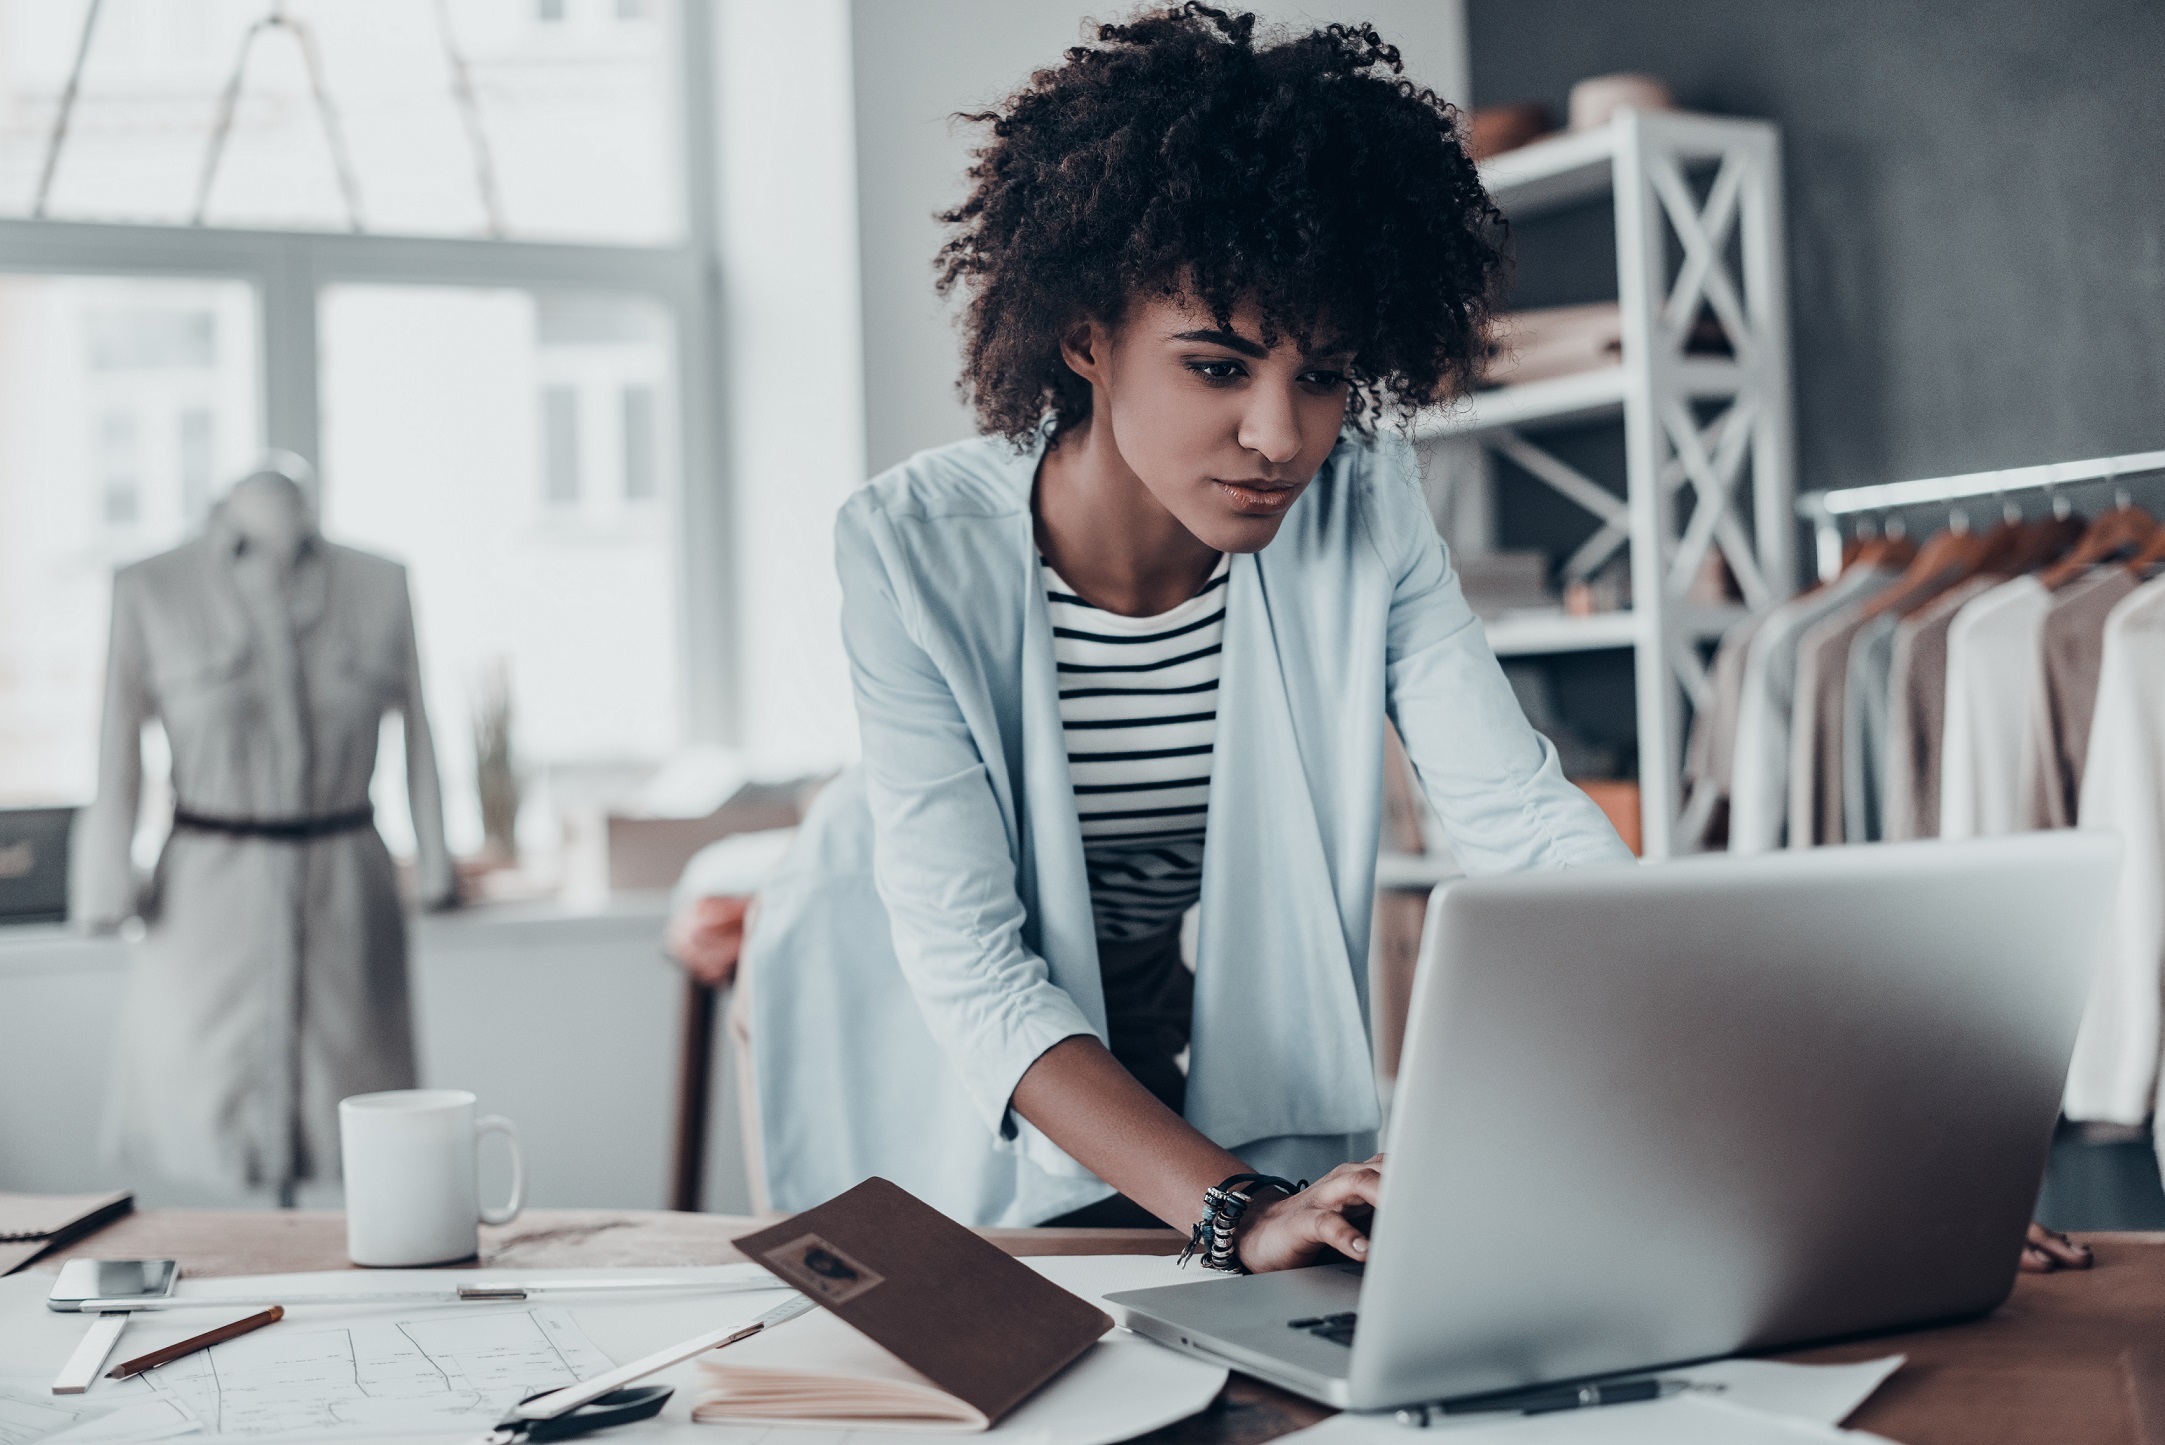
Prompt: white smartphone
<box><xmin>46</xmin><ymin>1259</ymin><xmax>178</xmax><ymax>1311</ymax></box>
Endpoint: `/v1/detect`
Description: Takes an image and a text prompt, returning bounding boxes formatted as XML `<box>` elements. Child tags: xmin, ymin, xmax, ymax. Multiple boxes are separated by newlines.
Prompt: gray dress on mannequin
<box><xmin>72</xmin><ymin>479</ymin><xmax>455</xmax><ymax>1195</ymax></box>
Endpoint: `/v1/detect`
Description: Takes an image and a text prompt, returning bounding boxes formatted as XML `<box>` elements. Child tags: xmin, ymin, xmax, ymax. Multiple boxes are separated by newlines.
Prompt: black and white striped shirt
<box><xmin>1045</xmin><ymin>553</ymin><xmax>1229</xmax><ymax>943</ymax></box>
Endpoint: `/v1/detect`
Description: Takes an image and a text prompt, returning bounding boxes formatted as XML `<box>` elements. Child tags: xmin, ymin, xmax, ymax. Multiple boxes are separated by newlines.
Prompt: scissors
<box><xmin>474</xmin><ymin>1294</ymin><xmax>815</xmax><ymax>1444</ymax></box>
<box><xmin>480</xmin><ymin>1385</ymin><xmax>674</xmax><ymax>1444</ymax></box>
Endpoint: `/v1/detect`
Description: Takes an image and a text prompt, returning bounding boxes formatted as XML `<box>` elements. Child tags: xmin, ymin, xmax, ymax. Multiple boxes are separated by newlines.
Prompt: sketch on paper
<box><xmin>140</xmin><ymin>1308</ymin><xmax>614</xmax><ymax>1440</ymax></box>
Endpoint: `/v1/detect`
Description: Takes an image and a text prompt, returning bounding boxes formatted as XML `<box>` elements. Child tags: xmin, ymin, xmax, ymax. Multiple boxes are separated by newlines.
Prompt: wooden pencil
<box><xmin>107</xmin><ymin>1305</ymin><xmax>284</xmax><ymax>1379</ymax></box>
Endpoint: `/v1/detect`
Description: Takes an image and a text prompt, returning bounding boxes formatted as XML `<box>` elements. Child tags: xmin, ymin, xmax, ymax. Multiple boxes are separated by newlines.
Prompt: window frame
<box><xmin>0</xmin><ymin>0</ymin><xmax>736</xmax><ymax>743</ymax></box>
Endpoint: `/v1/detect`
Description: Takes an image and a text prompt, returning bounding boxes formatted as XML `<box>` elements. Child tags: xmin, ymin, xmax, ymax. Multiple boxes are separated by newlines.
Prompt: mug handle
<box><xmin>477</xmin><ymin>1115</ymin><xmax>526</xmax><ymax>1226</ymax></box>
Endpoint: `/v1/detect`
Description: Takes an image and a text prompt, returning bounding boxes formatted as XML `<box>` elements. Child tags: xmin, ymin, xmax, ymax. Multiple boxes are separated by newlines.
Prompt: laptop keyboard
<box><xmin>1287</xmin><ymin>1312</ymin><xmax>1357</xmax><ymax>1346</ymax></box>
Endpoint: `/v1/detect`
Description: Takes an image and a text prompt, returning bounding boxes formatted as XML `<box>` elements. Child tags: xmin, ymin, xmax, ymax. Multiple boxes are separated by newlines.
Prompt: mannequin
<box><xmin>221</xmin><ymin>469</ymin><xmax>313</xmax><ymax>571</ymax></box>
<box><xmin>74</xmin><ymin>459</ymin><xmax>456</xmax><ymax>1199</ymax></box>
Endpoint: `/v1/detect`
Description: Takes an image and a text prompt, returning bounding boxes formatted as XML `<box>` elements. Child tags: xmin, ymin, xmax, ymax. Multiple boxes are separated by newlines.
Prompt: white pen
<box><xmin>65</xmin><ymin>1275</ymin><xmax>789</xmax><ymax>1313</ymax></box>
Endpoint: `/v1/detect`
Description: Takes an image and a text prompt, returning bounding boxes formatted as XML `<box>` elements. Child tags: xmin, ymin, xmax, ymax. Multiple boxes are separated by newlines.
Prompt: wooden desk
<box><xmin>47</xmin><ymin>1211</ymin><xmax>2165</xmax><ymax>1445</ymax></box>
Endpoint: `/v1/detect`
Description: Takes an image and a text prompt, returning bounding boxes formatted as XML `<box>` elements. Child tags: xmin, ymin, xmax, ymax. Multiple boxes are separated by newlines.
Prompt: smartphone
<box><xmin>46</xmin><ymin>1259</ymin><xmax>178</xmax><ymax>1311</ymax></box>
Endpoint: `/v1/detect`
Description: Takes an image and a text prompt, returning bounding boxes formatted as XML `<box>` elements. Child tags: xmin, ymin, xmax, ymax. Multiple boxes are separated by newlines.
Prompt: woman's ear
<box><xmin>1059</xmin><ymin>317</ymin><xmax>1110</xmax><ymax>387</ymax></box>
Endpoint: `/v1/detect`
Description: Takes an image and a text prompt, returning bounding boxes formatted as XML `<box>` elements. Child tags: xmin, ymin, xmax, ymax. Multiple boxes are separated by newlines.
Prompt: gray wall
<box><xmin>850</xmin><ymin>1</ymin><xmax>1470</xmax><ymax>475</ymax></box>
<box><xmin>1467</xmin><ymin>0</ymin><xmax>2165</xmax><ymax>495</ymax></box>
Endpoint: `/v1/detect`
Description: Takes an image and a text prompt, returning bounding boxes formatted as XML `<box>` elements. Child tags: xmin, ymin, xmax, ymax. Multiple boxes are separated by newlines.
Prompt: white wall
<box><xmin>0</xmin><ymin>904</ymin><xmax>752</xmax><ymax>1215</ymax></box>
<box><xmin>848</xmin><ymin>0</ymin><xmax>1472</xmax><ymax>474</ymax></box>
<box><xmin>713</xmin><ymin>0</ymin><xmax>1469</xmax><ymax>754</ymax></box>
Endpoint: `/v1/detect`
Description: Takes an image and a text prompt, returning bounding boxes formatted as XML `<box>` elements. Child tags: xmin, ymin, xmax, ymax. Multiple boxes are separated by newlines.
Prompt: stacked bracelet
<box><xmin>1178</xmin><ymin>1173</ymin><xmax>1303</xmax><ymax>1274</ymax></box>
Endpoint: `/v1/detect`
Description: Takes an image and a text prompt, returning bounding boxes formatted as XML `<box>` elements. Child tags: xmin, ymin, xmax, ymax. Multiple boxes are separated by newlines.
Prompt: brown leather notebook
<box><xmin>725</xmin><ymin>1177</ymin><xmax>1111</xmax><ymax>1427</ymax></box>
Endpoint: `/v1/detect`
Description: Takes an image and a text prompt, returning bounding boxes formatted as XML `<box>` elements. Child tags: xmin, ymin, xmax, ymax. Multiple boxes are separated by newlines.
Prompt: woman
<box><xmin>718</xmin><ymin>5</ymin><xmax>2088</xmax><ymax>1276</ymax></box>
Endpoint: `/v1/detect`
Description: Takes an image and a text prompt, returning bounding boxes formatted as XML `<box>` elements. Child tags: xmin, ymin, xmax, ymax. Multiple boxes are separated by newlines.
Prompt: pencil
<box><xmin>107</xmin><ymin>1305</ymin><xmax>284</xmax><ymax>1379</ymax></box>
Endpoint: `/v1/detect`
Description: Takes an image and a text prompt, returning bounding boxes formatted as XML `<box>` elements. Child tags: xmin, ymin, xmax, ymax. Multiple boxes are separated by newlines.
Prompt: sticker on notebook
<box><xmin>761</xmin><ymin>1233</ymin><xmax>886</xmax><ymax>1305</ymax></box>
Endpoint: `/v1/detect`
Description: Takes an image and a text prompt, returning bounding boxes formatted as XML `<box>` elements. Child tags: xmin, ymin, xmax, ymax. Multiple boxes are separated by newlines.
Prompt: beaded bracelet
<box><xmin>1178</xmin><ymin>1172</ymin><xmax>1304</xmax><ymax>1274</ymax></box>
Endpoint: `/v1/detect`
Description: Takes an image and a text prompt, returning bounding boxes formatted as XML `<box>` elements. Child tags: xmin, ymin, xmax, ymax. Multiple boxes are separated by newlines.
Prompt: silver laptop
<box><xmin>1106</xmin><ymin>833</ymin><xmax>2115</xmax><ymax>1410</ymax></box>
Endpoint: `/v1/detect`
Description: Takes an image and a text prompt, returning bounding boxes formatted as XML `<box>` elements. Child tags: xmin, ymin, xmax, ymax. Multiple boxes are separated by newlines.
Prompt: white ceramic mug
<box><xmin>340</xmin><ymin>1089</ymin><xmax>525</xmax><ymax>1267</ymax></box>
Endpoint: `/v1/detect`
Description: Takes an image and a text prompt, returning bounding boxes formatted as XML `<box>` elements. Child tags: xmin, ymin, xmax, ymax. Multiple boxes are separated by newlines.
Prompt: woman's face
<box><xmin>1065</xmin><ymin>292</ymin><xmax>1355</xmax><ymax>553</ymax></box>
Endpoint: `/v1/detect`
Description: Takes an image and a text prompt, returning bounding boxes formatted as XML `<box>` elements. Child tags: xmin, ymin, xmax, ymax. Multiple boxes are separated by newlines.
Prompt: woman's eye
<box><xmin>1186</xmin><ymin>359</ymin><xmax>1246</xmax><ymax>382</ymax></box>
<box><xmin>1300</xmin><ymin>369</ymin><xmax>1348</xmax><ymax>390</ymax></box>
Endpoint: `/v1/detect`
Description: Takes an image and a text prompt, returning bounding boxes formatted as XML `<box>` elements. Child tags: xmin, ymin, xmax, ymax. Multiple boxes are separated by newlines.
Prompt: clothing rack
<box><xmin>1795</xmin><ymin>449</ymin><xmax>2165</xmax><ymax>583</ymax></box>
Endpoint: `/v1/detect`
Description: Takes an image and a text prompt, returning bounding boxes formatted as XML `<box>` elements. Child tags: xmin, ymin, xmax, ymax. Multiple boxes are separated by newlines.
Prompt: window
<box><xmin>0</xmin><ymin>0</ymin><xmax>681</xmax><ymax>243</ymax></box>
<box><xmin>0</xmin><ymin>274</ymin><xmax>261</xmax><ymax>806</ymax></box>
<box><xmin>0</xmin><ymin>0</ymin><xmax>726</xmax><ymax>879</ymax></box>
<box><xmin>542</xmin><ymin>387</ymin><xmax>581</xmax><ymax>504</ymax></box>
<box><xmin>320</xmin><ymin>286</ymin><xmax>682</xmax><ymax>853</ymax></box>
<box><xmin>622</xmin><ymin>385</ymin><xmax>656</xmax><ymax>500</ymax></box>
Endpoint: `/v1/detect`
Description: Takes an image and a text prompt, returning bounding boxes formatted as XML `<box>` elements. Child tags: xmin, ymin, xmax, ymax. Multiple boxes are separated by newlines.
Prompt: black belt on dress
<box><xmin>172</xmin><ymin>804</ymin><xmax>375</xmax><ymax>841</ymax></box>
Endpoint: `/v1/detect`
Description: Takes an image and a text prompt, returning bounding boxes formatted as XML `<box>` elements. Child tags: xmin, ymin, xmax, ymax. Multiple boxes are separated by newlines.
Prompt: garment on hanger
<box><xmin>1728</xmin><ymin>565</ymin><xmax>1894</xmax><ymax>854</ymax></box>
<box><xmin>72</xmin><ymin>505</ymin><xmax>454</xmax><ymax>1194</ymax></box>
<box><xmin>1785</xmin><ymin>565</ymin><xmax>1916</xmax><ymax>848</ymax></box>
<box><xmin>2060</xmin><ymin>576</ymin><xmax>2165</xmax><ymax>1129</ymax></box>
<box><xmin>1841</xmin><ymin>611</ymin><xmax>1905</xmax><ymax>843</ymax></box>
<box><xmin>2022</xmin><ymin>568</ymin><xmax>2138</xmax><ymax>829</ymax></box>
<box><xmin>1680</xmin><ymin>608</ymin><xmax>1774</xmax><ymax>850</ymax></box>
<box><xmin>1882</xmin><ymin>575</ymin><xmax>1996</xmax><ymax>841</ymax></box>
<box><xmin>1939</xmin><ymin>576</ymin><xmax>2051</xmax><ymax>839</ymax></box>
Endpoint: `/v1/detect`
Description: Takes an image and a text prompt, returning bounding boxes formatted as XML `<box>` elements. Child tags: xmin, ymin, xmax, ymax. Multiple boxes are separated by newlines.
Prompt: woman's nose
<box><xmin>1238</xmin><ymin>385</ymin><xmax>1305</xmax><ymax>466</ymax></box>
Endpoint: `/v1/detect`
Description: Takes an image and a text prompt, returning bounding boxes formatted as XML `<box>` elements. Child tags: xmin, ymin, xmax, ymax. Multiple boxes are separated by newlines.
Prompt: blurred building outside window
<box><xmin>0</xmin><ymin>0</ymin><xmax>730</xmax><ymax>903</ymax></box>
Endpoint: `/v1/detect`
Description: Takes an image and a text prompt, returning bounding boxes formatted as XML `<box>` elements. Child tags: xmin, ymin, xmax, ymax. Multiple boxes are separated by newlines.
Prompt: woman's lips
<box><xmin>1215</xmin><ymin>479</ymin><xmax>1305</xmax><ymax>516</ymax></box>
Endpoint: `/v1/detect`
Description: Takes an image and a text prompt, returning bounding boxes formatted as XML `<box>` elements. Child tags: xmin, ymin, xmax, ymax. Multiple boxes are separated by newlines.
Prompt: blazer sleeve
<box><xmin>835</xmin><ymin>495</ymin><xmax>1098</xmax><ymax>1138</ymax></box>
<box><xmin>393</xmin><ymin>570</ymin><xmax>457</xmax><ymax>909</ymax></box>
<box><xmin>1368</xmin><ymin>440</ymin><xmax>1636</xmax><ymax>874</ymax></box>
<box><xmin>72</xmin><ymin>569</ymin><xmax>152</xmax><ymax>928</ymax></box>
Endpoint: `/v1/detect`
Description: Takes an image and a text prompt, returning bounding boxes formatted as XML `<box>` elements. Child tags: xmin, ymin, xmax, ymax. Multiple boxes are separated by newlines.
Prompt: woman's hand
<box><xmin>2021</xmin><ymin>1221</ymin><xmax>2092</xmax><ymax>1273</ymax></box>
<box><xmin>666</xmin><ymin>894</ymin><xmax>753</xmax><ymax>987</ymax></box>
<box><xmin>1235</xmin><ymin>1155</ymin><xmax>1385</xmax><ymax>1274</ymax></box>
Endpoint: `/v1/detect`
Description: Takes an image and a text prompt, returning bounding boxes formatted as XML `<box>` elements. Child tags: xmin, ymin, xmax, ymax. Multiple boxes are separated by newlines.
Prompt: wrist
<box><xmin>1180</xmin><ymin>1173</ymin><xmax>1303</xmax><ymax>1274</ymax></box>
<box><xmin>1230</xmin><ymin>1183</ymin><xmax>1297</xmax><ymax>1269</ymax></box>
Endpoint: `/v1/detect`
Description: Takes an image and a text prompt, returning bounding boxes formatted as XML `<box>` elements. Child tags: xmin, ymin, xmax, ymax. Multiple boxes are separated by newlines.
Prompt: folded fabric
<box><xmin>1480</xmin><ymin>303</ymin><xmax>1622</xmax><ymax>387</ymax></box>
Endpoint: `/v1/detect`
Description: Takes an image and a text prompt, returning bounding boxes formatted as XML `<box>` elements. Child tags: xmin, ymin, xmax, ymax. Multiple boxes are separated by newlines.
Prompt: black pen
<box><xmin>1394</xmin><ymin>1377</ymin><xmax>1698</xmax><ymax>1426</ymax></box>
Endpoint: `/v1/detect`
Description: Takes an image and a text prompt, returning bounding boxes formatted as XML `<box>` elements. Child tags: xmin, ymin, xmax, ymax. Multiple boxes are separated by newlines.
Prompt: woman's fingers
<box><xmin>1234</xmin><ymin>1157</ymin><xmax>1386</xmax><ymax>1272</ymax></box>
<box><xmin>2022</xmin><ymin>1221</ymin><xmax>2091</xmax><ymax>1271</ymax></box>
<box><xmin>1310</xmin><ymin>1163</ymin><xmax>1383</xmax><ymax>1210</ymax></box>
<box><xmin>1312</xmin><ymin>1208</ymin><xmax>1370</xmax><ymax>1260</ymax></box>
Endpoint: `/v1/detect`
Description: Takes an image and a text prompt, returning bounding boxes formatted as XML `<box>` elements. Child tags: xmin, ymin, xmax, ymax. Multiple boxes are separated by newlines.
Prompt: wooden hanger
<box><xmin>2124</xmin><ymin>522</ymin><xmax>2165</xmax><ymax>578</ymax></box>
<box><xmin>1968</xmin><ymin>514</ymin><xmax>2035</xmax><ymax>577</ymax></box>
<box><xmin>2006</xmin><ymin>513</ymin><xmax>2086</xmax><ymax>575</ymax></box>
<box><xmin>2037</xmin><ymin>497</ymin><xmax>2160</xmax><ymax>590</ymax></box>
<box><xmin>1856</xmin><ymin>518</ymin><xmax>1992</xmax><ymax>623</ymax></box>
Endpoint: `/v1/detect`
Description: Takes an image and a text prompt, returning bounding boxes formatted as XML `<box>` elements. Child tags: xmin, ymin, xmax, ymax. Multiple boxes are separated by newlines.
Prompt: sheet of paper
<box><xmin>1682</xmin><ymin>1356</ymin><xmax>1904</xmax><ymax>1427</ymax></box>
<box><xmin>138</xmin><ymin>1307</ymin><xmax>614</xmax><ymax>1442</ymax></box>
<box><xmin>1290</xmin><ymin>1394</ymin><xmax>1898</xmax><ymax>1444</ymax></box>
<box><xmin>0</xmin><ymin>1378</ymin><xmax>196</xmax><ymax>1445</ymax></box>
<box><xmin>41</xmin><ymin>1399</ymin><xmax>200</xmax><ymax>1445</ymax></box>
<box><xmin>0</xmin><ymin>1380</ymin><xmax>113</xmax><ymax>1445</ymax></box>
<box><xmin>3</xmin><ymin>1259</ymin><xmax>1220</xmax><ymax>1445</ymax></box>
<box><xmin>1405</xmin><ymin>1356</ymin><xmax>1904</xmax><ymax>1434</ymax></box>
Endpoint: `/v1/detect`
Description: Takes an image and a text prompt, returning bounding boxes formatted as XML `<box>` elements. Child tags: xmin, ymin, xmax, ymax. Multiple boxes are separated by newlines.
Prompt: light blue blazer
<box><xmin>742</xmin><ymin>430</ymin><xmax>1632</xmax><ymax>1226</ymax></box>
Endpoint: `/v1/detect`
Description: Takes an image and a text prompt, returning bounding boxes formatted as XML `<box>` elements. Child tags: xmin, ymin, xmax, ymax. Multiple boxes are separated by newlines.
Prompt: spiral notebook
<box><xmin>0</xmin><ymin>1191</ymin><xmax>133</xmax><ymax>1277</ymax></box>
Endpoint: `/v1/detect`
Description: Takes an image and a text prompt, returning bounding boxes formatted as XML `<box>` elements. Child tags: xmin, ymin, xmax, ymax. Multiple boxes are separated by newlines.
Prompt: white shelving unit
<box><xmin>1416</xmin><ymin>109</ymin><xmax>1798</xmax><ymax>859</ymax></box>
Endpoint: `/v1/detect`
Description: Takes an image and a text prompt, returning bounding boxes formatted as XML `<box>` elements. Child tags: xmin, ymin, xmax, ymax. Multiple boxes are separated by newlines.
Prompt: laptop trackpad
<box><xmin>1107</xmin><ymin>1262</ymin><xmax>1364</xmax><ymax>1354</ymax></box>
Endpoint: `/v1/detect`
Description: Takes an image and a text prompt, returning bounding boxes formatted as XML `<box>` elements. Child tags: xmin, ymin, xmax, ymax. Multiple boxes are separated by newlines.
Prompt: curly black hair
<box><xmin>935</xmin><ymin>3</ymin><xmax>1505</xmax><ymax>444</ymax></box>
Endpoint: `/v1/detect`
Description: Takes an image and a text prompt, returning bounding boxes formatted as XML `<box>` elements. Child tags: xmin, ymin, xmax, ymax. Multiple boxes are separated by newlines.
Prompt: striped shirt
<box><xmin>1045</xmin><ymin>552</ymin><xmax>1229</xmax><ymax>943</ymax></box>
